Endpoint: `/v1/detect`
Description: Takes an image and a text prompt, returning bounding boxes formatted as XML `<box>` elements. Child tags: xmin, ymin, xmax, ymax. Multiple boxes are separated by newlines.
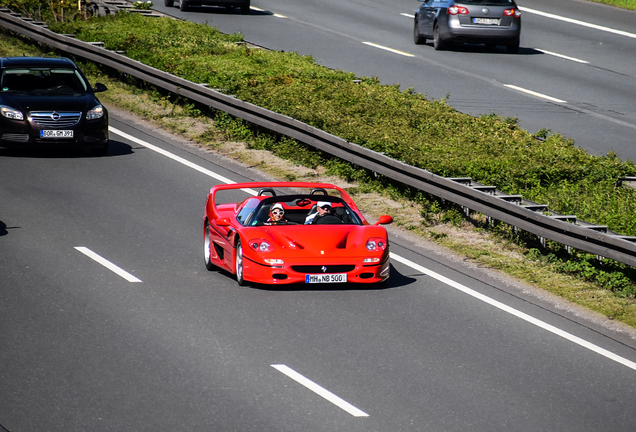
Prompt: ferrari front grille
<box><xmin>291</xmin><ymin>265</ymin><xmax>355</xmax><ymax>273</ymax></box>
<box><xmin>30</xmin><ymin>111</ymin><xmax>82</xmax><ymax>128</ymax></box>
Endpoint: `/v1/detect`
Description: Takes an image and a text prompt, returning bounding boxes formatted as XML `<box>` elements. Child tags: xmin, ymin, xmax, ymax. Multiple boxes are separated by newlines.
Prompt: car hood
<box><xmin>0</xmin><ymin>93</ymin><xmax>100</xmax><ymax>112</ymax></box>
<box><xmin>244</xmin><ymin>224</ymin><xmax>388</xmax><ymax>257</ymax></box>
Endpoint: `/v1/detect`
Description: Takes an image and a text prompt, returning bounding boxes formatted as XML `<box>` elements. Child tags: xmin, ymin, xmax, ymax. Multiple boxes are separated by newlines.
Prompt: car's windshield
<box><xmin>0</xmin><ymin>68</ymin><xmax>89</xmax><ymax>94</ymax></box>
<box><xmin>247</xmin><ymin>195</ymin><xmax>362</xmax><ymax>226</ymax></box>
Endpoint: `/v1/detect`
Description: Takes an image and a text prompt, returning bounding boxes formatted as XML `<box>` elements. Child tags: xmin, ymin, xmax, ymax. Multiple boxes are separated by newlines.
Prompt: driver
<box><xmin>265</xmin><ymin>203</ymin><xmax>289</xmax><ymax>225</ymax></box>
<box><xmin>304</xmin><ymin>201</ymin><xmax>332</xmax><ymax>224</ymax></box>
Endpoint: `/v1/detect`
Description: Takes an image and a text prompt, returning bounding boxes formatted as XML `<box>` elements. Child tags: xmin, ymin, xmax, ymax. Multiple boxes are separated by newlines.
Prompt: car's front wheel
<box><xmin>180</xmin><ymin>0</ymin><xmax>189</xmax><ymax>11</ymax></box>
<box><xmin>204</xmin><ymin>221</ymin><xmax>215</xmax><ymax>271</ymax></box>
<box><xmin>433</xmin><ymin>23</ymin><xmax>446</xmax><ymax>50</ymax></box>
<box><xmin>165</xmin><ymin>0</ymin><xmax>174</xmax><ymax>7</ymax></box>
<box><xmin>235</xmin><ymin>238</ymin><xmax>245</xmax><ymax>286</ymax></box>
<box><xmin>413</xmin><ymin>19</ymin><xmax>426</xmax><ymax>45</ymax></box>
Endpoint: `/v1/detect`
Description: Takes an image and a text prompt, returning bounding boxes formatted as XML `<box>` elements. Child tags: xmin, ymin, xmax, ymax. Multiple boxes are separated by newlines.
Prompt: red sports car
<box><xmin>203</xmin><ymin>182</ymin><xmax>393</xmax><ymax>285</ymax></box>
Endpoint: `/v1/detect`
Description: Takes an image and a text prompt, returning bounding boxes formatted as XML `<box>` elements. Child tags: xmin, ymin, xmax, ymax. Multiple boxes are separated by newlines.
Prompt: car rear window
<box><xmin>457</xmin><ymin>0</ymin><xmax>516</xmax><ymax>4</ymax></box>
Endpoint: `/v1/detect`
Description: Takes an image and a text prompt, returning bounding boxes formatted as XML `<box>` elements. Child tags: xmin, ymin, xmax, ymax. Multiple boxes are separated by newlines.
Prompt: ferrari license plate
<box><xmin>305</xmin><ymin>273</ymin><xmax>348</xmax><ymax>283</ymax></box>
<box><xmin>473</xmin><ymin>17</ymin><xmax>500</xmax><ymax>25</ymax></box>
<box><xmin>41</xmin><ymin>130</ymin><xmax>73</xmax><ymax>138</ymax></box>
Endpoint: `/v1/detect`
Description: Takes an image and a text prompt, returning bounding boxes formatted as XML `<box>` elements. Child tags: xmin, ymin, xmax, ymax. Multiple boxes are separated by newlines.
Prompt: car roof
<box><xmin>0</xmin><ymin>57</ymin><xmax>78</xmax><ymax>69</ymax></box>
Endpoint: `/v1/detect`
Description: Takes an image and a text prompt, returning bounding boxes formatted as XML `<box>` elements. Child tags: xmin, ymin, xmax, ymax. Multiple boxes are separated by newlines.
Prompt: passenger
<box><xmin>265</xmin><ymin>203</ymin><xmax>289</xmax><ymax>225</ymax></box>
<box><xmin>304</xmin><ymin>201</ymin><xmax>332</xmax><ymax>224</ymax></box>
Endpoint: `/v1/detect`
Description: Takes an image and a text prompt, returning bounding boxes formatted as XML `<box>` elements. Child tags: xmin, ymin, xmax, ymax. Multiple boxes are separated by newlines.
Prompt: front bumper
<box><xmin>242</xmin><ymin>253</ymin><xmax>391</xmax><ymax>285</ymax></box>
<box><xmin>0</xmin><ymin>118</ymin><xmax>108</xmax><ymax>149</ymax></box>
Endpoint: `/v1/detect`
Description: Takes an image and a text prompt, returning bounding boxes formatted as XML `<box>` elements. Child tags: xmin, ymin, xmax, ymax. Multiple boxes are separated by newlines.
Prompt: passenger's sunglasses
<box><xmin>272</xmin><ymin>210</ymin><xmax>285</xmax><ymax>215</ymax></box>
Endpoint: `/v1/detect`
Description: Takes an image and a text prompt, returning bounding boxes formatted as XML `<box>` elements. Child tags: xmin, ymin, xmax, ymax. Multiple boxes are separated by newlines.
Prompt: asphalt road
<box><xmin>2</xmin><ymin>110</ymin><xmax>636</xmax><ymax>431</ymax></box>
<box><xmin>151</xmin><ymin>0</ymin><xmax>636</xmax><ymax>161</ymax></box>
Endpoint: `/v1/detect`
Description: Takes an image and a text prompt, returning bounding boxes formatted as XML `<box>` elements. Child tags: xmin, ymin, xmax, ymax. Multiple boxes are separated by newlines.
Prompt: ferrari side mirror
<box><xmin>375</xmin><ymin>215</ymin><xmax>393</xmax><ymax>225</ymax></box>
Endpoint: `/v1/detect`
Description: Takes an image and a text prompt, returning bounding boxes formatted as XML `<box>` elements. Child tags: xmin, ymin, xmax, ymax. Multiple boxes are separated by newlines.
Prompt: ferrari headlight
<box><xmin>1</xmin><ymin>105</ymin><xmax>23</xmax><ymax>120</ymax></box>
<box><xmin>86</xmin><ymin>104</ymin><xmax>104</xmax><ymax>120</ymax></box>
<box><xmin>366</xmin><ymin>237</ymin><xmax>387</xmax><ymax>252</ymax></box>
<box><xmin>250</xmin><ymin>239</ymin><xmax>274</xmax><ymax>252</ymax></box>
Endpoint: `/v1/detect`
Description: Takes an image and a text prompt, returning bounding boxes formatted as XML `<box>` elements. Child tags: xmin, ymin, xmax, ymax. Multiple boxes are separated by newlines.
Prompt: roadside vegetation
<box><xmin>2</xmin><ymin>3</ymin><xmax>636</xmax><ymax>328</ymax></box>
<box><xmin>587</xmin><ymin>0</ymin><xmax>636</xmax><ymax>11</ymax></box>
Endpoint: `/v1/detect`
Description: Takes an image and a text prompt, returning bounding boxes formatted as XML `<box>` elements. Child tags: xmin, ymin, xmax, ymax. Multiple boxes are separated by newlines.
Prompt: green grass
<box><xmin>587</xmin><ymin>0</ymin><xmax>636</xmax><ymax>11</ymax></box>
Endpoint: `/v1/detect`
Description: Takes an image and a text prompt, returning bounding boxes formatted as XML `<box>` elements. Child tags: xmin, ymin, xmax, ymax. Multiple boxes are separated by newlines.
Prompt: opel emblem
<box><xmin>51</xmin><ymin>112</ymin><xmax>60</xmax><ymax>121</ymax></box>
<box><xmin>321</xmin><ymin>266</ymin><xmax>327</xmax><ymax>273</ymax></box>
<box><xmin>482</xmin><ymin>8</ymin><xmax>490</xmax><ymax>14</ymax></box>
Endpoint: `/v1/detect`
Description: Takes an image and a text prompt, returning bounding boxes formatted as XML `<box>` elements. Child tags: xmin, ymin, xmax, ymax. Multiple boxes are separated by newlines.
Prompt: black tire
<box><xmin>506</xmin><ymin>38</ymin><xmax>520</xmax><ymax>54</ymax></box>
<box><xmin>235</xmin><ymin>238</ymin><xmax>245</xmax><ymax>286</ymax></box>
<box><xmin>180</xmin><ymin>0</ymin><xmax>189</xmax><ymax>11</ymax></box>
<box><xmin>413</xmin><ymin>19</ymin><xmax>426</xmax><ymax>45</ymax></box>
<box><xmin>240</xmin><ymin>1</ymin><xmax>250</xmax><ymax>14</ymax></box>
<box><xmin>433</xmin><ymin>23</ymin><xmax>445</xmax><ymax>51</ymax></box>
<box><xmin>204</xmin><ymin>221</ymin><xmax>215</xmax><ymax>271</ymax></box>
<box><xmin>164</xmin><ymin>0</ymin><xmax>174</xmax><ymax>7</ymax></box>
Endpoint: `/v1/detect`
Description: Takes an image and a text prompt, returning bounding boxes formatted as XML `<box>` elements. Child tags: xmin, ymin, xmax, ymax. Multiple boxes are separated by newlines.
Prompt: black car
<box><xmin>414</xmin><ymin>0</ymin><xmax>521</xmax><ymax>53</ymax></box>
<box><xmin>0</xmin><ymin>56</ymin><xmax>109</xmax><ymax>154</ymax></box>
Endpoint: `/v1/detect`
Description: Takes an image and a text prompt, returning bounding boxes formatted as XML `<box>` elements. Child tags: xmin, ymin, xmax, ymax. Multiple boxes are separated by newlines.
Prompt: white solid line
<box><xmin>108</xmin><ymin>127</ymin><xmax>257</xmax><ymax>195</ymax></box>
<box><xmin>110</xmin><ymin>126</ymin><xmax>636</xmax><ymax>371</ymax></box>
<box><xmin>503</xmin><ymin>84</ymin><xmax>567</xmax><ymax>103</ymax></box>
<box><xmin>390</xmin><ymin>253</ymin><xmax>636</xmax><ymax>371</ymax></box>
<box><xmin>363</xmin><ymin>42</ymin><xmax>415</xmax><ymax>57</ymax></box>
<box><xmin>534</xmin><ymin>48</ymin><xmax>589</xmax><ymax>64</ymax></box>
<box><xmin>75</xmin><ymin>247</ymin><xmax>142</xmax><ymax>283</ymax></box>
<box><xmin>272</xmin><ymin>364</ymin><xmax>369</xmax><ymax>417</ymax></box>
<box><xmin>519</xmin><ymin>7</ymin><xmax>636</xmax><ymax>39</ymax></box>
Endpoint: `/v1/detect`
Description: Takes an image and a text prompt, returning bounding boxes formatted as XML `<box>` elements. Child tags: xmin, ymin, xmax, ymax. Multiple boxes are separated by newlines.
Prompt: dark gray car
<box><xmin>166</xmin><ymin>0</ymin><xmax>250</xmax><ymax>14</ymax></box>
<box><xmin>414</xmin><ymin>0</ymin><xmax>521</xmax><ymax>53</ymax></box>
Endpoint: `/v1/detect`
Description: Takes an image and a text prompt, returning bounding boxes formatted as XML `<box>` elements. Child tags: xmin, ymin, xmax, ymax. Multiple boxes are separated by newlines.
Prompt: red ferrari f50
<box><xmin>203</xmin><ymin>182</ymin><xmax>393</xmax><ymax>285</ymax></box>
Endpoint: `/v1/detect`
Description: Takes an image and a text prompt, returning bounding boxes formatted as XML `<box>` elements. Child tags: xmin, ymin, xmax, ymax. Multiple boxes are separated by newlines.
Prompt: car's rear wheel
<box><xmin>204</xmin><ymin>221</ymin><xmax>215</xmax><ymax>271</ymax></box>
<box><xmin>433</xmin><ymin>23</ymin><xmax>446</xmax><ymax>50</ymax></box>
<box><xmin>413</xmin><ymin>19</ymin><xmax>427</xmax><ymax>45</ymax></box>
<box><xmin>180</xmin><ymin>0</ymin><xmax>189</xmax><ymax>11</ymax></box>
<box><xmin>240</xmin><ymin>1</ymin><xmax>250</xmax><ymax>14</ymax></box>
<box><xmin>506</xmin><ymin>38</ymin><xmax>520</xmax><ymax>54</ymax></box>
<box><xmin>164</xmin><ymin>0</ymin><xmax>174</xmax><ymax>7</ymax></box>
<box><xmin>235</xmin><ymin>238</ymin><xmax>245</xmax><ymax>286</ymax></box>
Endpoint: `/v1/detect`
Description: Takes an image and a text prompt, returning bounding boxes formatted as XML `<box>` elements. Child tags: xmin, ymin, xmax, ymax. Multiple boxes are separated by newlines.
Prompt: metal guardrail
<box><xmin>2</xmin><ymin>8</ymin><xmax>635</xmax><ymax>267</ymax></box>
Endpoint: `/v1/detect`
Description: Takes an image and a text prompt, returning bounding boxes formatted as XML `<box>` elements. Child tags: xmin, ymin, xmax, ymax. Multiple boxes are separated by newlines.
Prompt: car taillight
<box><xmin>366</xmin><ymin>238</ymin><xmax>387</xmax><ymax>252</ymax></box>
<box><xmin>504</xmin><ymin>8</ymin><xmax>521</xmax><ymax>17</ymax></box>
<box><xmin>448</xmin><ymin>5</ymin><xmax>469</xmax><ymax>15</ymax></box>
<box><xmin>250</xmin><ymin>239</ymin><xmax>274</xmax><ymax>252</ymax></box>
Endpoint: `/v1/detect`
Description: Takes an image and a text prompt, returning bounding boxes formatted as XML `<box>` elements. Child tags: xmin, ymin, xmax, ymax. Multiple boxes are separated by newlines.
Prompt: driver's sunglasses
<box><xmin>272</xmin><ymin>210</ymin><xmax>285</xmax><ymax>215</ymax></box>
<box><xmin>320</xmin><ymin>205</ymin><xmax>332</xmax><ymax>210</ymax></box>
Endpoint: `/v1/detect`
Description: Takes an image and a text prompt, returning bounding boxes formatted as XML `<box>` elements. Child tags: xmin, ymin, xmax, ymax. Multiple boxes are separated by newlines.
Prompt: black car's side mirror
<box><xmin>93</xmin><ymin>83</ymin><xmax>108</xmax><ymax>93</ymax></box>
